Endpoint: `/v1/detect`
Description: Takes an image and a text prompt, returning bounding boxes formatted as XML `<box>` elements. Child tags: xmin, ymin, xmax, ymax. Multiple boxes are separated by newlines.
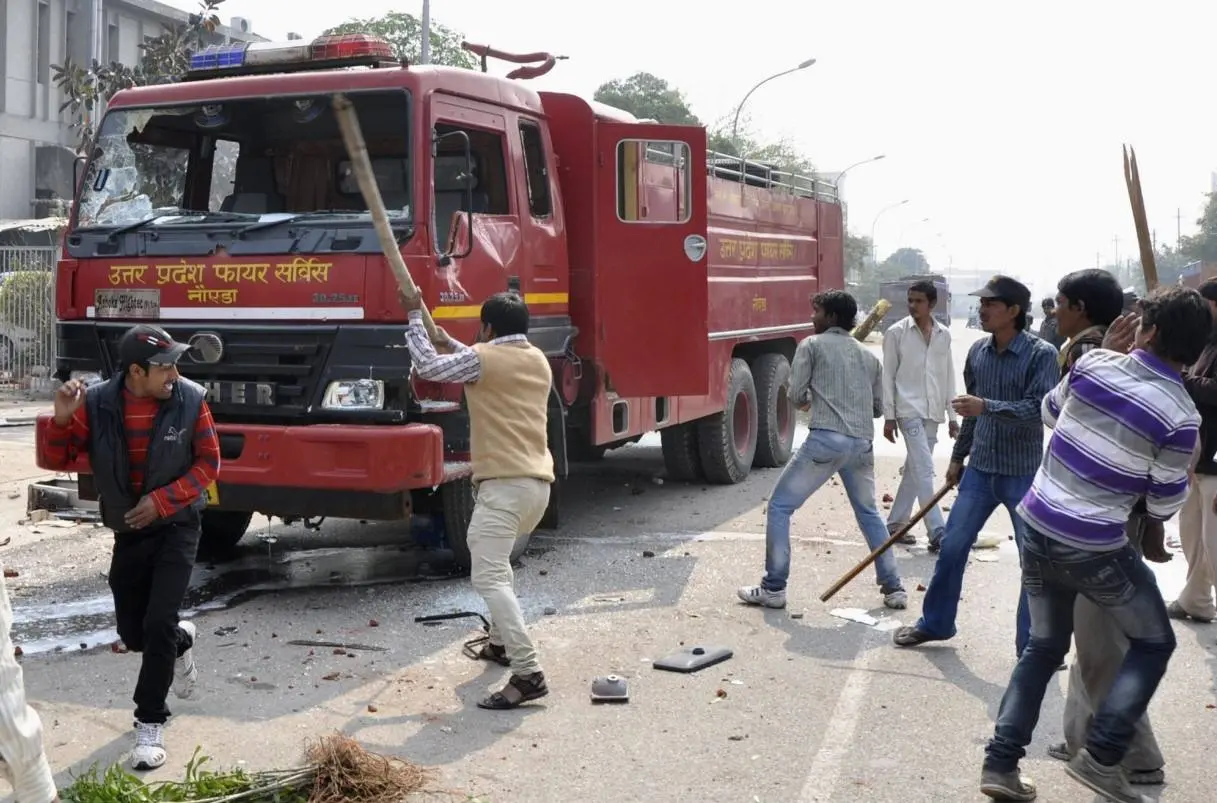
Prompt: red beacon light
<box><xmin>187</xmin><ymin>33</ymin><xmax>398</xmax><ymax>78</ymax></box>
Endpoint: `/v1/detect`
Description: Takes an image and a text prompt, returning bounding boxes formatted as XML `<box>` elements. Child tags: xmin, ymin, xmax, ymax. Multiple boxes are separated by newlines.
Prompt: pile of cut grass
<box><xmin>60</xmin><ymin>732</ymin><xmax>434</xmax><ymax>802</ymax></box>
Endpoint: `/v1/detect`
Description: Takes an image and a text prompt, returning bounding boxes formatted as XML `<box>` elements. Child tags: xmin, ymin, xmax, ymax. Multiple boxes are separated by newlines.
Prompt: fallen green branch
<box><xmin>60</xmin><ymin>732</ymin><xmax>435</xmax><ymax>802</ymax></box>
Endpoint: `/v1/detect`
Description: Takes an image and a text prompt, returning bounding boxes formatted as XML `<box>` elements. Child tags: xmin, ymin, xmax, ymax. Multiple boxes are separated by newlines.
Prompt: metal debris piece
<box><xmin>286</xmin><ymin>639</ymin><xmax>387</xmax><ymax>652</ymax></box>
<box><xmin>653</xmin><ymin>644</ymin><xmax>733</xmax><ymax>673</ymax></box>
<box><xmin>590</xmin><ymin>674</ymin><xmax>629</xmax><ymax>703</ymax></box>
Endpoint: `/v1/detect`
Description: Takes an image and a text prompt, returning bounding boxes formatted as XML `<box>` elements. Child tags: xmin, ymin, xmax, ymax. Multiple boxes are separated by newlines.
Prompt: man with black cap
<box><xmin>38</xmin><ymin>324</ymin><xmax>219</xmax><ymax>771</ymax></box>
<box><xmin>893</xmin><ymin>275</ymin><xmax>1059</xmax><ymax>657</ymax></box>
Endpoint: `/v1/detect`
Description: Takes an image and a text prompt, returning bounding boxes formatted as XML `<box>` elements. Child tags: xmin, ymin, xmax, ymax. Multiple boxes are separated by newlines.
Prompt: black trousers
<box><xmin>108</xmin><ymin>523</ymin><xmax>199</xmax><ymax>724</ymax></box>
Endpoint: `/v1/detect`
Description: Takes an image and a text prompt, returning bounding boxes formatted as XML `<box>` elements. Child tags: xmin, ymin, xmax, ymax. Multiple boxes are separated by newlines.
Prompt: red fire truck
<box><xmin>38</xmin><ymin>34</ymin><xmax>844</xmax><ymax>567</ymax></box>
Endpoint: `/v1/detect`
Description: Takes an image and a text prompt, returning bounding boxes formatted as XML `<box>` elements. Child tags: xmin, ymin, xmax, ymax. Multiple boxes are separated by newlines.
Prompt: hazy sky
<box><xmin>208</xmin><ymin>0</ymin><xmax>1216</xmax><ymax>298</ymax></box>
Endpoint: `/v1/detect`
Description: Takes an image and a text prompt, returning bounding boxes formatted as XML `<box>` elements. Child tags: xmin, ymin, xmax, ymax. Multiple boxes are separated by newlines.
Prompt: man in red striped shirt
<box><xmin>40</xmin><ymin>324</ymin><xmax>219</xmax><ymax>771</ymax></box>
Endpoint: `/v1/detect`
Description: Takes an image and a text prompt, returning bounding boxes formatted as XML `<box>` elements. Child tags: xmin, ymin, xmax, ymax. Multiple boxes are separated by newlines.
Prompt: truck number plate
<box><xmin>199</xmin><ymin>381</ymin><xmax>275</xmax><ymax>406</ymax></box>
<box><xmin>94</xmin><ymin>288</ymin><xmax>160</xmax><ymax>320</ymax></box>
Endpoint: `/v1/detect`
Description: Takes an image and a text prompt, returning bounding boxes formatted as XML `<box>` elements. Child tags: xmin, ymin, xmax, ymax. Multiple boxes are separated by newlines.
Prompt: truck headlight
<box><xmin>70</xmin><ymin>371</ymin><xmax>103</xmax><ymax>386</ymax></box>
<box><xmin>322</xmin><ymin>379</ymin><xmax>385</xmax><ymax>410</ymax></box>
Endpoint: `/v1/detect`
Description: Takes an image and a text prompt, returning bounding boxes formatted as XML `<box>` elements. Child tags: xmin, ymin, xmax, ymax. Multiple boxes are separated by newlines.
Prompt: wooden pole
<box><xmin>1123</xmin><ymin>145</ymin><xmax>1159</xmax><ymax>292</ymax></box>
<box><xmin>332</xmin><ymin>93</ymin><xmax>441</xmax><ymax>340</ymax></box>
<box><xmin>819</xmin><ymin>482</ymin><xmax>954</xmax><ymax>602</ymax></box>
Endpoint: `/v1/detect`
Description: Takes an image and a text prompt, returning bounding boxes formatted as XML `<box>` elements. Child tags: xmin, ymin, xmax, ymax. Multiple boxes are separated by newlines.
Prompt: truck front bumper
<box><xmin>35</xmin><ymin>417</ymin><xmax>470</xmax><ymax>521</ymax></box>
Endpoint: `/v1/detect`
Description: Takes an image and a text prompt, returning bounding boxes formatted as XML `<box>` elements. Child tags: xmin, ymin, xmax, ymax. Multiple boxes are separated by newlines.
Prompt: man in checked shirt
<box><xmin>39</xmin><ymin>324</ymin><xmax>219</xmax><ymax>771</ymax></box>
<box><xmin>401</xmin><ymin>291</ymin><xmax>555</xmax><ymax>710</ymax></box>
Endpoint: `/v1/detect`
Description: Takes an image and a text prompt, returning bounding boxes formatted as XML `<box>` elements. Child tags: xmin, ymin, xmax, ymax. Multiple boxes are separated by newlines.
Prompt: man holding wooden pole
<box><xmin>892</xmin><ymin>276</ymin><xmax>1059</xmax><ymax>657</ymax></box>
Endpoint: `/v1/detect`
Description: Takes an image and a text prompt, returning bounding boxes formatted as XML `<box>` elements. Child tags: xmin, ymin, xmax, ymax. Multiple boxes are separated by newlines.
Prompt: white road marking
<box><xmin>797</xmin><ymin>640</ymin><xmax>882</xmax><ymax>802</ymax></box>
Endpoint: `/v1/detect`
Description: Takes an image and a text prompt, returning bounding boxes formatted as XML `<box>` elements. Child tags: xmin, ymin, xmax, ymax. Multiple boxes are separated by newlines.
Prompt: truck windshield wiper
<box><xmin>104</xmin><ymin>210</ymin><xmax>258</xmax><ymax>241</ymax></box>
<box><xmin>236</xmin><ymin>210</ymin><xmax>406</xmax><ymax>236</ymax></box>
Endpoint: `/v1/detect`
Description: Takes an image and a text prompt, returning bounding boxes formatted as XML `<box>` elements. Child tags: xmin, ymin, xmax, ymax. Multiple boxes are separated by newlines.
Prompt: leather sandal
<box><xmin>477</xmin><ymin>672</ymin><xmax>549</xmax><ymax>710</ymax></box>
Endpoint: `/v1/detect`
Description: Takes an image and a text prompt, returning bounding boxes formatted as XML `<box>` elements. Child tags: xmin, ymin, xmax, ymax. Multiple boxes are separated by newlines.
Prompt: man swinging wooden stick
<box><xmin>332</xmin><ymin>95</ymin><xmax>555</xmax><ymax>710</ymax></box>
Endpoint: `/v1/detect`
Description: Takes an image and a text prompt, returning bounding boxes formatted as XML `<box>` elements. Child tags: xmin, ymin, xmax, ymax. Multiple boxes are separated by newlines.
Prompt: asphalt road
<box><xmin>0</xmin><ymin>324</ymin><xmax>1214</xmax><ymax>802</ymax></box>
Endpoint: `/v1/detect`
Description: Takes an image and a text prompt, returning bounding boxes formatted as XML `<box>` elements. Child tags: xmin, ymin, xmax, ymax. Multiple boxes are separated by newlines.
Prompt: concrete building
<box><xmin>0</xmin><ymin>0</ymin><xmax>264</xmax><ymax>221</ymax></box>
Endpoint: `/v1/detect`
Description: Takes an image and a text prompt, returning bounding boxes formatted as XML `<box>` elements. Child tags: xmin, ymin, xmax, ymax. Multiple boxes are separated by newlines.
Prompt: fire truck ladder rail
<box><xmin>705</xmin><ymin>150</ymin><xmax>839</xmax><ymax>203</ymax></box>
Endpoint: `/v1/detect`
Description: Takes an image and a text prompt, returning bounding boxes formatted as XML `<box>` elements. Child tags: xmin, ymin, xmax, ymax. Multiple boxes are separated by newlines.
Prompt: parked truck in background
<box><xmin>877</xmin><ymin>273</ymin><xmax>951</xmax><ymax>332</ymax></box>
<box><xmin>38</xmin><ymin>34</ymin><xmax>844</xmax><ymax>567</ymax></box>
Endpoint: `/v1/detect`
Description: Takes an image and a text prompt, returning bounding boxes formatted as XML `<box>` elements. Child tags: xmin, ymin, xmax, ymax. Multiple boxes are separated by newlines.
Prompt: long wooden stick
<box><xmin>819</xmin><ymin>482</ymin><xmax>954</xmax><ymax>602</ymax></box>
<box><xmin>332</xmin><ymin>94</ymin><xmax>440</xmax><ymax>339</ymax></box>
<box><xmin>1123</xmin><ymin>145</ymin><xmax>1158</xmax><ymax>292</ymax></box>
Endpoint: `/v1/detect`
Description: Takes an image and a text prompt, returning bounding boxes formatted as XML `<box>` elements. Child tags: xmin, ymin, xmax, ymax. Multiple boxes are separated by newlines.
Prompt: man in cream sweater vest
<box><xmin>402</xmin><ymin>291</ymin><xmax>555</xmax><ymax>710</ymax></box>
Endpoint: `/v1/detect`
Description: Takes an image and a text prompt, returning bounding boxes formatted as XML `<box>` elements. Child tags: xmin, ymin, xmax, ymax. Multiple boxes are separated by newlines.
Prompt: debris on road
<box><xmin>653</xmin><ymin>644</ymin><xmax>732</xmax><ymax>673</ymax></box>
<box><xmin>287</xmin><ymin>640</ymin><xmax>387</xmax><ymax>652</ymax></box>
<box><xmin>829</xmin><ymin>608</ymin><xmax>878</xmax><ymax>626</ymax></box>
<box><xmin>590</xmin><ymin>674</ymin><xmax>629</xmax><ymax>703</ymax></box>
<box><xmin>973</xmin><ymin>532</ymin><xmax>1002</xmax><ymax>549</ymax></box>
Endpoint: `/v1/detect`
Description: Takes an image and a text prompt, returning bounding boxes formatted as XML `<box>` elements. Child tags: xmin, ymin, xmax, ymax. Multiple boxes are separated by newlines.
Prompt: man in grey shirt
<box><xmin>738</xmin><ymin>290</ymin><xmax>908</xmax><ymax>610</ymax></box>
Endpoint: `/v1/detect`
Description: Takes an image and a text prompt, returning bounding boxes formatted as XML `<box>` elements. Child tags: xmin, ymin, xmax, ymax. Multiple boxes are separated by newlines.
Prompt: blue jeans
<box><xmin>914</xmin><ymin>466</ymin><xmax>1034</xmax><ymax>655</ymax></box>
<box><xmin>762</xmin><ymin>429</ymin><xmax>901</xmax><ymax>593</ymax></box>
<box><xmin>984</xmin><ymin>527</ymin><xmax>1176</xmax><ymax>772</ymax></box>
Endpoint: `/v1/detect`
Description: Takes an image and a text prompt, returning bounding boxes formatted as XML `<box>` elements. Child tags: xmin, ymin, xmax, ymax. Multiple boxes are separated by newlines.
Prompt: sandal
<box><xmin>892</xmin><ymin>626</ymin><xmax>944</xmax><ymax>647</ymax></box>
<box><xmin>477</xmin><ymin>672</ymin><xmax>549</xmax><ymax>710</ymax></box>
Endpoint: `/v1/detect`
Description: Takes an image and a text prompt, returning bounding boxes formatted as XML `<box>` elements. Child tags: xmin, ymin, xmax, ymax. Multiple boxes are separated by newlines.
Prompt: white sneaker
<box><xmin>173</xmin><ymin>620</ymin><xmax>198</xmax><ymax>700</ymax></box>
<box><xmin>737</xmin><ymin>585</ymin><xmax>787</xmax><ymax>608</ymax></box>
<box><xmin>130</xmin><ymin>721</ymin><xmax>166</xmax><ymax>770</ymax></box>
<box><xmin>883</xmin><ymin>587</ymin><xmax>909</xmax><ymax>610</ymax></box>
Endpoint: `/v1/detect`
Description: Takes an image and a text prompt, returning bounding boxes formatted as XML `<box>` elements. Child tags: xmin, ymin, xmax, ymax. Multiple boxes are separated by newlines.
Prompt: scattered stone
<box><xmin>368</xmin><ymin>619</ymin><xmax>380</xmax><ymax>627</ymax></box>
<box><xmin>642</xmin><ymin>550</ymin><xmax>655</xmax><ymax>558</ymax></box>
<box><xmin>544</xmin><ymin>606</ymin><xmax>557</xmax><ymax>616</ymax></box>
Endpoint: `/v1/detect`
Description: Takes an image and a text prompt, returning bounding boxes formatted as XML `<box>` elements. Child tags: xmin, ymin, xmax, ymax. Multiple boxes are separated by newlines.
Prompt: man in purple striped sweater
<box><xmin>979</xmin><ymin>285</ymin><xmax>1210</xmax><ymax>803</ymax></box>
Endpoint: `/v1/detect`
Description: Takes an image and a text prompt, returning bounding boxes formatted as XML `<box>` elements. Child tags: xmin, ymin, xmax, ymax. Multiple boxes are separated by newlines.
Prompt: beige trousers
<box><xmin>469</xmin><ymin>477</ymin><xmax>550</xmax><ymax>676</ymax></box>
<box><xmin>1061</xmin><ymin>516</ymin><xmax>1163</xmax><ymax>771</ymax></box>
<box><xmin>1177</xmin><ymin>475</ymin><xmax>1217</xmax><ymax>619</ymax></box>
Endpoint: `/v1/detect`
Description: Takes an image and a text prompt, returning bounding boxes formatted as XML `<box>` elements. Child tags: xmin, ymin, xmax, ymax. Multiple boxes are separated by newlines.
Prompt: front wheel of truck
<box><xmin>199</xmin><ymin>510</ymin><xmax>253</xmax><ymax>556</ymax></box>
<box><xmin>441</xmin><ymin>477</ymin><xmax>536</xmax><ymax>574</ymax></box>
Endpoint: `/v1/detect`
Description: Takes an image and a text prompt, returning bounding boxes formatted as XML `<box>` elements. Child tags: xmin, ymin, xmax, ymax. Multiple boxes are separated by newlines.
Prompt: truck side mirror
<box><xmin>430</xmin><ymin>128</ymin><xmax>476</xmax><ymax>262</ymax></box>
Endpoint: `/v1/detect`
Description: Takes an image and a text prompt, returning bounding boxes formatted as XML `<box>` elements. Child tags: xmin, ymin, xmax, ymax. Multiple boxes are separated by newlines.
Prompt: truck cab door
<box><xmin>595</xmin><ymin>124</ymin><xmax>709</xmax><ymax>397</ymax></box>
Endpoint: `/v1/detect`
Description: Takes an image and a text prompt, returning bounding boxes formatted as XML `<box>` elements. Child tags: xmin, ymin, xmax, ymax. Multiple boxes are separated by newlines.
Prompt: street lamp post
<box><xmin>870</xmin><ymin>199</ymin><xmax>910</xmax><ymax>265</ymax></box>
<box><xmin>420</xmin><ymin>0</ymin><xmax>431</xmax><ymax>64</ymax></box>
<box><xmin>729</xmin><ymin>58</ymin><xmax>817</xmax><ymax>148</ymax></box>
<box><xmin>833</xmin><ymin>154</ymin><xmax>886</xmax><ymax>190</ymax></box>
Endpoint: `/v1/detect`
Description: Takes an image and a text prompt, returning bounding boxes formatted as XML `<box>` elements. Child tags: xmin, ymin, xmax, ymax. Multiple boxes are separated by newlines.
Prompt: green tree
<box><xmin>323</xmin><ymin>11</ymin><xmax>477</xmax><ymax>69</ymax></box>
<box><xmin>53</xmin><ymin>0</ymin><xmax>225</xmax><ymax>150</ymax></box>
<box><xmin>881</xmin><ymin>247</ymin><xmax>931</xmax><ymax>276</ymax></box>
<box><xmin>1181</xmin><ymin>192</ymin><xmax>1217</xmax><ymax>263</ymax></box>
<box><xmin>844</xmin><ymin>233</ymin><xmax>872</xmax><ymax>283</ymax></box>
<box><xmin>592</xmin><ymin>73</ymin><xmax>702</xmax><ymax>125</ymax></box>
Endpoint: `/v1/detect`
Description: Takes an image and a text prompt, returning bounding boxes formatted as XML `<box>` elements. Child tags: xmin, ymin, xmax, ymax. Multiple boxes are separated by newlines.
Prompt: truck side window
<box><xmin>518</xmin><ymin>120</ymin><xmax>551</xmax><ymax>218</ymax></box>
<box><xmin>616</xmin><ymin>139</ymin><xmax>691</xmax><ymax>224</ymax></box>
<box><xmin>433</xmin><ymin>123</ymin><xmax>511</xmax><ymax>246</ymax></box>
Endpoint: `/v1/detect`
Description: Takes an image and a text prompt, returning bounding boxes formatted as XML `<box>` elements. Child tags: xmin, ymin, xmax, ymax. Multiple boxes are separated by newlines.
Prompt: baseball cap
<box><xmin>117</xmin><ymin>324</ymin><xmax>191</xmax><ymax>368</ymax></box>
<box><xmin>970</xmin><ymin>274</ymin><xmax>1032</xmax><ymax>312</ymax></box>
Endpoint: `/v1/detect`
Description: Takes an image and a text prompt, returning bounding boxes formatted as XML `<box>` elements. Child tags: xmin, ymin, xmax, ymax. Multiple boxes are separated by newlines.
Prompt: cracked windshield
<box><xmin>76</xmin><ymin>92</ymin><xmax>411</xmax><ymax>230</ymax></box>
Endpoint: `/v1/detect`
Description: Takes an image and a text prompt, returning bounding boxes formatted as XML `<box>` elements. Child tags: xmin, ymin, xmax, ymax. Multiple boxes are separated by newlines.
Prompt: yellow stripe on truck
<box><xmin>432</xmin><ymin>292</ymin><xmax>569</xmax><ymax>319</ymax></box>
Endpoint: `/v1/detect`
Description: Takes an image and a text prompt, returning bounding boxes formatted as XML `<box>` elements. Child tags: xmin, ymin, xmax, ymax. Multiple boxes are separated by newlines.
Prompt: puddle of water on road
<box><xmin>10</xmin><ymin>519</ymin><xmax>464</xmax><ymax>656</ymax></box>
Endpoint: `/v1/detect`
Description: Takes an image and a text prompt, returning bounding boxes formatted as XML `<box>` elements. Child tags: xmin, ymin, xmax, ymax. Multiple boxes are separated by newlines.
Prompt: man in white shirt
<box><xmin>0</xmin><ymin>568</ymin><xmax>58</xmax><ymax>801</ymax></box>
<box><xmin>882</xmin><ymin>280</ymin><xmax>959</xmax><ymax>548</ymax></box>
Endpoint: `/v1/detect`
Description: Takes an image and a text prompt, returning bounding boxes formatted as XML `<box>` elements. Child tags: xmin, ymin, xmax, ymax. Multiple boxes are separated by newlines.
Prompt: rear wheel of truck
<box><xmin>198</xmin><ymin>510</ymin><xmax>253</xmax><ymax>556</ymax></box>
<box><xmin>661</xmin><ymin>422</ymin><xmax>704</xmax><ymax>482</ymax></box>
<box><xmin>697</xmin><ymin>358</ymin><xmax>758</xmax><ymax>484</ymax></box>
<box><xmin>751</xmin><ymin>352</ymin><xmax>795</xmax><ymax>468</ymax></box>
<box><xmin>441</xmin><ymin>477</ymin><xmax>533</xmax><ymax>573</ymax></box>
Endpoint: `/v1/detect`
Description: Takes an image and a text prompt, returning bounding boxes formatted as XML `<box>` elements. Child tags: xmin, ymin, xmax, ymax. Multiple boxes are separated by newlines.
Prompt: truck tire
<box><xmin>697</xmin><ymin>358</ymin><xmax>758</xmax><ymax>484</ymax></box>
<box><xmin>442</xmin><ymin>477</ymin><xmax>532</xmax><ymax>573</ymax></box>
<box><xmin>199</xmin><ymin>510</ymin><xmax>253</xmax><ymax>556</ymax></box>
<box><xmin>441</xmin><ymin>476</ymin><xmax>477</xmax><ymax>572</ymax></box>
<box><xmin>661</xmin><ymin>422</ymin><xmax>703</xmax><ymax>482</ymax></box>
<box><xmin>751</xmin><ymin>352</ymin><xmax>795</xmax><ymax>468</ymax></box>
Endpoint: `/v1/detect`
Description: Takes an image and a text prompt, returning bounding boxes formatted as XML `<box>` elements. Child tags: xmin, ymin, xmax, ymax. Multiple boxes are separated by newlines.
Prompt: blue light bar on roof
<box><xmin>186</xmin><ymin>34</ymin><xmax>394</xmax><ymax>76</ymax></box>
<box><xmin>189</xmin><ymin>43</ymin><xmax>248</xmax><ymax>71</ymax></box>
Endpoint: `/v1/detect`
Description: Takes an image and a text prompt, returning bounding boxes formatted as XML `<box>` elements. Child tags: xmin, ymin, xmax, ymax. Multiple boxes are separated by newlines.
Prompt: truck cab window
<box><xmin>75</xmin><ymin>91</ymin><xmax>412</xmax><ymax>229</ymax></box>
<box><xmin>616</xmin><ymin>139</ymin><xmax>691</xmax><ymax>224</ymax></box>
<box><xmin>519</xmin><ymin>120</ymin><xmax>552</xmax><ymax>218</ymax></box>
<box><xmin>433</xmin><ymin>123</ymin><xmax>511</xmax><ymax>247</ymax></box>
